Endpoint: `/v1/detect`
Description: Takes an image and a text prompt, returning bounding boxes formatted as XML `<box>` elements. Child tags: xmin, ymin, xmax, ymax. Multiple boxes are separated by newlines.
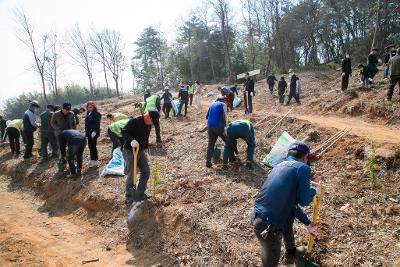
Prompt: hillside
<box><xmin>0</xmin><ymin>69</ymin><xmax>400</xmax><ymax>267</ymax></box>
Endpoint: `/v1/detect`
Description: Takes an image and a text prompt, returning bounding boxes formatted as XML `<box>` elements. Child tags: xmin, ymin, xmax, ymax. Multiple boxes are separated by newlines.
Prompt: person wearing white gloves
<box><xmin>121</xmin><ymin>111</ymin><xmax>160</xmax><ymax>203</ymax></box>
<box><xmin>251</xmin><ymin>141</ymin><xmax>319</xmax><ymax>266</ymax></box>
<box><xmin>84</xmin><ymin>101</ymin><xmax>101</xmax><ymax>168</ymax></box>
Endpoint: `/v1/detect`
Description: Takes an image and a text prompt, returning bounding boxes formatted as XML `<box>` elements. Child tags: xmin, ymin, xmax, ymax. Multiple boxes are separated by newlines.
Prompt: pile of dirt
<box><xmin>1</xmin><ymin>69</ymin><xmax>400</xmax><ymax>266</ymax></box>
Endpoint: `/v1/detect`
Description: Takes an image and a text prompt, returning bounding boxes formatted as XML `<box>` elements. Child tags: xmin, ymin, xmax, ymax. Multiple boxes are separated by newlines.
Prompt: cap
<box><xmin>148</xmin><ymin>111</ymin><xmax>160</xmax><ymax>122</ymax></box>
<box><xmin>30</xmin><ymin>100</ymin><xmax>40</xmax><ymax>108</ymax></box>
<box><xmin>164</xmin><ymin>86</ymin><xmax>170</xmax><ymax>91</ymax></box>
<box><xmin>288</xmin><ymin>141</ymin><xmax>310</xmax><ymax>154</ymax></box>
<box><xmin>62</xmin><ymin>102</ymin><xmax>72</xmax><ymax>111</ymax></box>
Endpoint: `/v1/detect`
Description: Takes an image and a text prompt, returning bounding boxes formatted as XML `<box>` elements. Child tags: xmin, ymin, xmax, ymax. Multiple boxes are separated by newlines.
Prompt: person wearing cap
<box><xmin>0</xmin><ymin>115</ymin><xmax>7</xmax><ymax>143</ymax></box>
<box><xmin>51</xmin><ymin>102</ymin><xmax>76</xmax><ymax>138</ymax></box>
<box><xmin>251</xmin><ymin>141</ymin><xmax>319</xmax><ymax>266</ymax></box>
<box><xmin>23</xmin><ymin>100</ymin><xmax>40</xmax><ymax>159</ymax></box>
<box><xmin>266</xmin><ymin>73</ymin><xmax>278</xmax><ymax>94</ymax></box>
<box><xmin>121</xmin><ymin>111</ymin><xmax>159</xmax><ymax>203</ymax></box>
<box><xmin>219</xmin><ymin>86</ymin><xmax>236</xmax><ymax>111</ymax></box>
<box><xmin>244</xmin><ymin>72</ymin><xmax>255</xmax><ymax>114</ymax></box>
<box><xmin>205</xmin><ymin>99</ymin><xmax>227</xmax><ymax>168</ymax></box>
<box><xmin>40</xmin><ymin>104</ymin><xmax>58</xmax><ymax>160</ymax></box>
<box><xmin>387</xmin><ymin>48</ymin><xmax>400</xmax><ymax>101</ymax></box>
<box><xmin>5</xmin><ymin>119</ymin><xmax>23</xmax><ymax>155</ymax></box>
<box><xmin>106</xmin><ymin>112</ymin><xmax>128</xmax><ymax>123</ymax></box>
<box><xmin>144</xmin><ymin>92</ymin><xmax>161</xmax><ymax>143</ymax></box>
<box><xmin>161</xmin><ymin>86</ymin><xmax>173</xmax><ymax>119</ymax></box>
<box><xmin>58</xmin><ymin>129</ymin><xmax>87</xmax><ymax>177</ymax></box>
<box><xmin>85</xmin><ymin>101</ymin><xmax>102</xmax><ymax>168</ymax></box>
<box><xmin>286</xmin><ymin>70</ymin><xmax>301</xmax><ymax>105</ymax></box>
<box><xmin>178</xmin><ymin>81</ymin><xmax>189</xmax><ymax>117</ymax></box>
<box><xmin>341</xmin><ymin>53</ymin><xmax>352</xmax><ymax>91</ymax></box>
<box><xmin>144</xmin><ymin>87</ymin><xmax>151</xmax><ymax>102</ymax></box>
<box><xmin>277</xmin><ymin>76</ymin><xmax>287</xmax><ymax>104</ymax></box>
<box><xmin>194</xmin><ymin>80</ymin><xmax>202</xmax><ymax>109</ymax></box>
<box><xmin>188</xmin><ymin>81</ymin><xmax>194</xmax><ymax>106</ymax></box>
<box><xmin>222</xmin><ymin>120</ymin><xmax>255</xmax><ymax>170</ymax></box>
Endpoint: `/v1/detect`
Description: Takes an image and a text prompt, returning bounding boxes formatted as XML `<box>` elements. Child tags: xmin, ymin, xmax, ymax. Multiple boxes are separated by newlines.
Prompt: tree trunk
<box><xmin>114</xmin><ymin>75</ymin><xmax>119</xmax><ymax>95</ymax></box>
<box><xmin>371</xmin><ymin>0</ymin><xmax>381</xmax><ymax>50</ymax></box>
<box><xmin>103</xmin><ymin>64</ymin><xmax>110</xmax><ymax>96</ymax></box>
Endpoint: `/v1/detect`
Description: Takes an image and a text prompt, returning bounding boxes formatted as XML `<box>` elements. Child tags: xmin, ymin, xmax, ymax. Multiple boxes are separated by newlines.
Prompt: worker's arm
<box><xmin>295</xmin><ymin>205</ymin><xmax>311</xmax><ymax>226</ymax></box>
<box><xmin>296</xmin><ymin>165</ymin><xmax>316</xmax><ymax>206</ymax></box>
<box><xmin>206</xmin><ymin>108</ymin><xmax>210</xmax><ymax>120</ymax></box>
<box><xmin>121</xmin><ymin>119</ymin><xmax>135</xmax><ymax>147</ymax></box>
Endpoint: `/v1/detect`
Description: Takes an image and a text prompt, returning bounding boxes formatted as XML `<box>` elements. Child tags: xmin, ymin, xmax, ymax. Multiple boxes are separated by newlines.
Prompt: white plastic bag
<box><xmin>172</xmin><ymin>99</ymin><xmax>181</xmax><ymax>115</ymax></box>
<box><xmin>263</xmin><ymin>131</ymin><xmax>296</xmax><ymax>167</ymax></box>
<box><xmin>100</xmin><ymin>148</ymin><xmax>125</xmax><ymax>177</ymax></box>
<box><xmin>233</xmin><ymin>97</ymin><xmax>241</xmax><ymax>108</ymax></box>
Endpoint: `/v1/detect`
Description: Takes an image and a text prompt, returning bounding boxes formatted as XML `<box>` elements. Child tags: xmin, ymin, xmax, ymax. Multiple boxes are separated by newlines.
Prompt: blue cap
<box><xmin>288</xmin><ymin>141</ymin><xmax>310</xmax><ymax>154</ymax></box>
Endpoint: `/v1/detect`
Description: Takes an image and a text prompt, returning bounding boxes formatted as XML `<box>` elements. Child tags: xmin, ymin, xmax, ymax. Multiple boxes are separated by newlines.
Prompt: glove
<box><xmin>311</xmin><ymin>180</ymin><xmax>322</xmax><ymax>196</ymax></box>
<box><xmin>130</xmin><ymin>139</ymin><xmax>139</xmax><ymax>148</ymax></box>
<box><xmin>307</xmin><ymin>222</ymin><xmax>319</xmax><ymax>235</ymax></box>
<box><xmin>342</xmin><ymin>72</ymin><xmax>345</xmax><ymax>77</ymax></box>
<box><xmin>91</xmin><ymin>131</ymin><xmax>96</xmax><ymax>138</ymax></box>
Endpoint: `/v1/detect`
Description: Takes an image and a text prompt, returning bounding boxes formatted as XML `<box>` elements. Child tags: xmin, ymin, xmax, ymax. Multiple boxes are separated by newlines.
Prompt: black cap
<box><xmin>62</xmin><ymin>102</ymin><xmax>72</xmax><ymax>111</ymax></box>
<box><xmin>148</xmin><ymin>111</ymin><xmax>160</xmax><ymax>122</ymax></box>
<box><xmin>288</xmin><ymin>141</ymin><xmax>310</xmax><ymax>154</ymax></box>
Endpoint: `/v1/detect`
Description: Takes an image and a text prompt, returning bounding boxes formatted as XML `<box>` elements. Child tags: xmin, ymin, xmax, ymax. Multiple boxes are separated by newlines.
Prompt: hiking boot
<box><xmin>89</xmin><ymin>160</ymin><xmax>99</xmax><ymax>168</ymax></box>
<box><xmin>206</xmin><ymin>161</ymin><xmax>212</xmax><ymax>168</ymax></box>
<box><xmin>133</xmin><ymin>191</ymin><xmax>150</xmax><ymax>202</ymax></box>
<box><xmin>284</xmin><ymin>248</ymin><xmax>296</xmax><ymax>265</ymax></box>
<box><xmin>222</xmin><ymin>165</ymin><xmax>228</xmax><ymax>171</ymax></box>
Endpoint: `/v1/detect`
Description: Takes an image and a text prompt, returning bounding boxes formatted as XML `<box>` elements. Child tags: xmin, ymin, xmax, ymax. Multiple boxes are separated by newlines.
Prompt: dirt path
<box><xmin>268</xmin><ymin>109</ymin><xmax>400</xmax><ymax>146</ymax></box>
<box><xmin>0</xmin><ymin>177</ymin><xmax>134</xmax><ymax>267</ymax></box>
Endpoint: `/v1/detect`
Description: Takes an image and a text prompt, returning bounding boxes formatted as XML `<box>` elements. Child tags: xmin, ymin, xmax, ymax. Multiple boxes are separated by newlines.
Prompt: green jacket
<box><xmin>389</xmin><ymin>54</ymin><xmax>400</xmax><ymax>76</ymax></box>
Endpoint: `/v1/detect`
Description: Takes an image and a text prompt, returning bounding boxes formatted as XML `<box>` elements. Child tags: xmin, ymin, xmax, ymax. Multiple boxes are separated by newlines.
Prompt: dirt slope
<box><xmin>1</xmin><ymin>69</ymin><xmax>400</xmax><ymax>266</ymax></box>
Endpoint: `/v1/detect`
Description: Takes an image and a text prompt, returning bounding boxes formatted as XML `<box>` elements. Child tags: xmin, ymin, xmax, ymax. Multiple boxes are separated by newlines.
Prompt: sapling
<box><xmin>367</xmin><ymin>145</ymin><xmax>377</xmax><ymax>184</ymax></box>
<box><xmin>152</xmin><ymin>160</ymin><xmax>160</xmax><ymax>197</ymax></box>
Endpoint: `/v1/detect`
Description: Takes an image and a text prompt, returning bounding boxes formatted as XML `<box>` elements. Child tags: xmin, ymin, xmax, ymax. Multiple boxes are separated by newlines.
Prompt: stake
<box><xmin>265</xmin><ymin>107</ymin><xmax>294</xmax><ymax>136</ymax></box>
<box><xmin>307</xmin><ymin>183</ymin><xmax>326</xmax><ymax>253</ymax></box>
<box><xmin>318</xmin><ymin>128</ymin><xmax>351</xmax><ymax>156</ymax></box>
<box><xmin>312</xmin><ymin>129</ymin><xmax>347</xmax><ymax>154</ymax></box>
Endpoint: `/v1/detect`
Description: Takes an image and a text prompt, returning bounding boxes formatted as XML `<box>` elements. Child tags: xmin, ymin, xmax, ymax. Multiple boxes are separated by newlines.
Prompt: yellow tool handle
<box><xmin>307</xmin><ymin>185</ymin><xmax>326</xmax><ymax>253</ymax></box>
<box><xmin>132</xmin><ymin>145</ymin><xmax>140</xmax><ymax>187</ymax></box>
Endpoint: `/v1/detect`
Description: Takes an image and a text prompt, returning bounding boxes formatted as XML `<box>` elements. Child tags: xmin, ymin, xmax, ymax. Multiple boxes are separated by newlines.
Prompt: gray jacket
<box><xmin>50</xmin><ymin>110</ymin><xmax>76</xmax><ymax>135</ymax></box>
<box><xmin>40</xmin><ymin>109</ymin><xmax>54</xmax><ymax>134</ymax></box>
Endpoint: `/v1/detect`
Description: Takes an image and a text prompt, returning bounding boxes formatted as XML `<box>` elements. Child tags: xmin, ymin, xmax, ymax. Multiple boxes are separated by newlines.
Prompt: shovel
<box><xmin>132</xmin><ymin>145</ymin><xmax>140</xmax><ymax>190</ymax></box>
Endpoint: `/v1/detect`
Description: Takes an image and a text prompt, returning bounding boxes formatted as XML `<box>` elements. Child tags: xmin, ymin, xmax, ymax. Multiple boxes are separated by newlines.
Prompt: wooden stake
<box><xmin>307</xmin><ymin>184</ymin><xmax>326</xmax><ymax>253</ymax></box>
<box><xmin>265</xmin><ymin>107</ymin><xmax>293</xmax><ymax>136</ymax></box>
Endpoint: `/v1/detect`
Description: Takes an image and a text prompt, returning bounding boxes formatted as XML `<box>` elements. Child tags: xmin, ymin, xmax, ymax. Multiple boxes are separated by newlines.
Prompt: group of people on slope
<box><xmin>266</xmin><ymin>69</ymin><xmax>302</xmax><ymax>105</ymax></box>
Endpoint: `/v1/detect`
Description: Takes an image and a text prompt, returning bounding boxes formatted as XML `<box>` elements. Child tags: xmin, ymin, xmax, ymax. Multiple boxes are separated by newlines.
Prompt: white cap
<box><xmin>164</xmin><ymin>86</ymin><xmax>170</xmax><ymax>91</ymax></box>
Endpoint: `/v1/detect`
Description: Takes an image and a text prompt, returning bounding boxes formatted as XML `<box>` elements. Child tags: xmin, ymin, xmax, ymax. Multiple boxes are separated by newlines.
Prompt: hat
<box><xmin>288</xmin><ymin>141</ymin><xmax>310</xmax><ymax>154</ymax></box>
<box><xmin>62</xmin><ymin>102</ymin><xmax>72</xmax><ymax>111</ymax></box>
<box><xmin>164</xmin><ymin>86</ymin><xmax>170</xmax><ymax>91</ymax></box>
<box><xmin>30</xmin><ymin>100</ymin><xmax>40</xmax><ymax>108</ymax></box>
<box><xmin>148</xmin><ymin>111</ymin><xmax>160</xmax><ymax>122</ymax></box>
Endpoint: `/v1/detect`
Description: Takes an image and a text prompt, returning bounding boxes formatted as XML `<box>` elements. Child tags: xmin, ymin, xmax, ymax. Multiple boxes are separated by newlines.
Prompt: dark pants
<box><xmin>251</xmin><ymin>212</ymin><xmax>295</xmax><ymax>267</ymax></box>
<box><xmin>223</xmin><ymin>124</ymin><xmax>255</xmax><ymax>165</ymax></box>
<box><xmin>23</xmin><ymin>131</ymin><xmax>34</xmax><ymax>158</ymax></box>
<box><xmin>227</xmin><ymin>93</ymin><xmax>235</xmax><ymax>111</ymax></box>
<box><xmin>41</xmin><ymin>131</ymin><xmax>58</xmax><ymax>159</ymax></box>
<box><xmin>163</xmin><ymin>103</ymin><xmax>172</xmax><ymax>118</ymax></box>
<box><xmin>108</xmin><ymin>129</ymin><xmax>123</xmax><ymax>152</ymax></box>
<box><xmin>341</xmin><ymin>74</ymin><xmax>350</xmax><ymax>91</ymax></box>
<box><xmin>178</xmin><ymin>100</ymin><xmax>188</xmax><ymax>116</ymax></box>
<box><xmin>286</xmin><ymin>89</ymin><xmax>300</xmax><ymax>105</ymax></box>
<box><xmin>68</xmin><ymin>141</ymin><xmax>86</xmax><ymax>173</ymax></box>
<box><xmin>278</xmin><ymin>89</ymin><xmax>285</xmax><ymax>104</ymax></box>
<box><xmin>268</xmin><ymin>83</ymin><xmax>274</xmax><ymax>94</ymax></box>
<box><xmin>0</xmin><ymin>127</ymin><xmax>6</xmax><ymax>142</ymax></box>
<box><xmin>7</xmin><ymin>127</ymin><xmax>20</xmax><ymax>154</ymax></box>
<box><xmin>124</xmin><ymin>149</ymin><xmax>150</xmax><ymax>194</ymax></box>
<box><xmin>189</xmin><ymin>94</ymin><xmax>194</xmax><ymax>106</ymax></box>
<box><xmin>154</xmin><ymin>117</ymin><xmax>161</xmax><ymax>142</ymax></box>
<box><xmin>87</xmin><ymin>136</ymin><xmax>98</xmax><ymax>160</ymax></box>
<box><xmin>248</xmin><ymin>93</ymin><xmax>253</xmax><ymax>113</ymax></box>
<box><xmin>206</xmin><ymin>126</ymin><xmax>226</xmax><ymax>164</ymax></box>
<box><xmin>387</xmin><ymin>75</ymin><xmax>400</xmax><ymax>100</ymax></box>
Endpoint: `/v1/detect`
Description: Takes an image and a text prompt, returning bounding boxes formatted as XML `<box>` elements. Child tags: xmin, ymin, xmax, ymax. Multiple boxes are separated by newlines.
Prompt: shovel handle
<box><xmin>307</xmin><ymin>185</ymin><xmax>326</xmax><ymax>253</ymax></box>
<box><xmin>132</xmin><ymin>145</ymin><xmax>140</xmax><ymax>187</ymax></box>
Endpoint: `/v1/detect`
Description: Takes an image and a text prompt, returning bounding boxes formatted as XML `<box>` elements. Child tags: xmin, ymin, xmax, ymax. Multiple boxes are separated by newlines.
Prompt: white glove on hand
<box><xmin>307</xmin><ymin>223</ymin><xmax>319</xmax><ymax>235</ymax></box>
<box><xmin>130</xmin><ymin>139</ymin><xmax>139</xmax><ymax>148</ymax></box>
<box><xmin>342</xmin><ymin>72</ymin><xmax>346</xmax><ymax>77</ymax></box>
<box><xmin>91</xmin><ymin>131</ymin><xmax>96</xmax><ymax>138</ymax></box>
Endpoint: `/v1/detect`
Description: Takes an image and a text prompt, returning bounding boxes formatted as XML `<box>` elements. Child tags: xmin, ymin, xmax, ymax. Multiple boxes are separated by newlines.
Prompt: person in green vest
<box><xmin>5</xmin><ymin>119</ymin><xmax>24</xmax><ymax>155</ymax></box>
<box><xmin>223</xmin><ymin>120</ymin><xmax>255</xmax><ymax>170</ymax></box>
<box><xmin>144</xmin><ymin>93</ymin><xmax>162</xmax><ymax>143</ymax></box>
<box><xmin>107</xmin><ymin>118</ymin><xmax>130</xmax><ymax>152</ymax></box>
<box><xmin>188</xmin><ymin>80</ymin><xmax>194</xmax><ymax>106</ymax></box>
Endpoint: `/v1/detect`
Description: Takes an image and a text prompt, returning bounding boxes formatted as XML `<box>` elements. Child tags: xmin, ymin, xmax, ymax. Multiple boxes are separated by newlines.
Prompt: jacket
<box><xmin>389</xmin><ymin>54</ymin><xmax>400</xmax><ymax>76</ymax></box>
<box><xmin>39</xmin><ymin>109</ymin><xmax>54</xmax><ymax>134</ymax></box>
<box><xmin>254</xmin><ymin>156</ymin><xmax>316</xmax><ymax>230</ymax></box>
<box><xmin>206</xmin><ymin>102</ymin><xmax>227</xmax><ymax>128</ymax></box>
<box><xmin>161</xmin><ymin>91</ymin><xmax>173</xmax><ymax>104</ymax></box>
<box><xmin>58</xmin><ymin>129</ymin><xmax>86</xmax><ymax>158</ymax></box>
<box><xmin>23</xmin><ymin>108</ymin><xmax>38</xmax><ymax>133</ymax></box>
<box><xmin>121</xmin><ymin>116</ymin><xmax>151</xmax><ymax>152</ymax></box>
<box><xmin>289</xmin><ymin>74</ymin><xmax>299</xmax><ymax>92</ymax></box>
<box><xmin>179</xmin><ymin>86</ymin><xmax>189</xmax><ymax>101</ymax></box>
<box><xmin>84</xmin><ymin>110</ymin><xmax>101</xmax><ymax>138</ymax></box>
<box><xmin>7</xmin><ymin>119</ymin><xmax>24</xmax><ymax>133</ymax></box>
<box><xmin>244</xmin><ymin>78</ymin><xmax>255</xmax><ymax>94</ymax></box>
<box><xmin>341</xmin><ymin>58</ymin><xmax>352</xmax><ymax>75</ymax></box>
<box><xmin>267</xmin><ymin>75</ymin><xmax>278</xmax><ymax>85</ymax></box>
<box><xmin>51</xmin><ymin>110</ymin><xmax>76</xmax><ymax>136</ymax></box>
<box><xmin>278</xmin><ymin>80</ymin><xmax>287</xmax><ymax>94</ymax></box>
<box><xmin>188</xmin><ymin>84</ymin><xmax>194</xmax><ymax>94</ymax></box>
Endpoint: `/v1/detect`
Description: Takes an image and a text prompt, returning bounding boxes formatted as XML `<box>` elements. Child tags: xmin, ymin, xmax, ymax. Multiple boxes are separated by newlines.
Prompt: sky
<box><xmin>0</xmin><ymin>0</ymin><xmax>240</xmax><ymax>105</ymax></box>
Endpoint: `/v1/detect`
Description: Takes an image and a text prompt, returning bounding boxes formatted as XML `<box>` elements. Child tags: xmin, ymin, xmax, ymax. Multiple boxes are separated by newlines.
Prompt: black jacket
<box><xmin>244</xmin><ymin>78</ymin><xmax>255</xmax><ymax>95</ymax></box>
<box><xmin>23</xmin><ymin>108</ymin><xmax>38</xmax><ymax>133</ymax></box>
<box><xmin>290</xmin><ymin>75</ymin><xmax>299</xmax><ymax>91</ymax></box>
<box><xmin>341</xmin><ymin>58</ymin><xmax>352</xmax><ymax>75</ymax></box>
<box><xmin>0</xmin><ymin>118</ymin><xmax>6</xmax><ymax>131</ymax></box>
<box><xmin>85</xmin><ymin>110</ymin><xmax>101</xmax><ymax>138</ymax></box>
<box><xmin>278</xmin><ymin>80</ymin><xmax>287</xmax><ymax>93</ymax></box>
<box><xmin>179</xmin><ymin>87</ymin><xmax>189</xmax><ymax>101</ymax></box>
<box><xmin>368</xmin><ymin>53</ymin><xmax>378</xmax><ymax>66</ymax></box>
<box><xmin>121</xmin><ymin>116</ymin><xmax>151</xmax><ymax>152</ymax></box>
<box><xmin>58</xmin><ymin>129</ymin><xmax>86</xmax><ymax>158</ymax></box>
<box><xmin>161</xmin><ymin>91</ymin><xmax>172</xmax><ymax>104</ymax></box>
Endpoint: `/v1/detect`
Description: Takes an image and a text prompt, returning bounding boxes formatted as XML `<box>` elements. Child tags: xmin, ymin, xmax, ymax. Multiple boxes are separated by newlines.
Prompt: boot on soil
<box><xmin>125</xmin><ymin>188</ymin><xmax>136</xmax><ymax>204</ymax></box>
<box><xmin>88</xmin><ymin>160</ymin><xmax>100</xmax><ymax>168</ymax></box>
<box><xmin>133</xmin><ymin>190</ymin><xmax>150</xmax><ymax>202</ymax></box>
<box><xmin>206</xmin><ymin>161</ymin><xmax>212</xmax><ymax>168</ymax></box>
<box><xmin>245</xmin><ymin>161</ymin><xmax>253</xmax><ymax>170</ymax></box>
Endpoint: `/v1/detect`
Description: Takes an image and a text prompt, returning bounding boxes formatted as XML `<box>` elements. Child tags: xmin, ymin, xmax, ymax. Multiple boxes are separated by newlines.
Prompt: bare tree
<box><xmin>44</xmin><ymin>32</ymin><xmax>61</xmax><ymax>101</ymax></box>
<box><xmin>66</xmin><ymin>24</ymin><xmax>95</xmax><ymax>95</ymax></box>
<box><xmin>90</xmin><ymin>29</ymin><xmax>110</xmax><ymax>96</ymax></box>
<box><xmin>103</xmin><ymin>29</ymin><xmax>126</xmax><ymax>95</ymax></box>
<box><xmin>14</xmin><ymin>8</ymin><xmax>49</xmax><ymax>103</ymax></box>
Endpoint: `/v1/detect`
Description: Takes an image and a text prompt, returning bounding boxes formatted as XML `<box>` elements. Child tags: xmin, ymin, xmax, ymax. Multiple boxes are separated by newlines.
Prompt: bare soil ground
<box><xmin>0</xmin><ymin>69</ymin><xmax>400</xmax><ymax>266</ymax></box>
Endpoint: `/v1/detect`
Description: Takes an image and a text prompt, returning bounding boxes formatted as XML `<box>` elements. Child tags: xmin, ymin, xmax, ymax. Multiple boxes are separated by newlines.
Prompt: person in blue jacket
<box><xmin>222</xmin><ymin>120</ymin><xmax>255</xmax><ymax>170</ymax></box>
<box><xmin>205</xmin><ymin>100</ymin><xmax>227</xmax><ymax>168</ymax></box>
<box><xmin>85</xmin><ymin>101</ymin><xmax>101</xmax><ymax>168</ymax></box>
<box><xmin>251</xmin><ymin>141</ymin><xmax>319</xmax><ymax>267</ymax></box>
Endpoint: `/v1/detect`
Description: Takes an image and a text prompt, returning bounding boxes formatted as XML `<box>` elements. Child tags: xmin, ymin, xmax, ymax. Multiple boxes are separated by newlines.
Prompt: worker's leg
<box><xmin>189</xmin><ymin>94</ymin><xmax>193</xmax><ymax>106</ymax></box>
<box><xmin>67</xmin><ymin>146</ymin><xmax>77</xmax><ymax>174</ymax></box>
<box><xmin>166</xmin><ymin>103</ymin><xmax>172</xmax><ymax>118</ymax></box>
<box><xmin>282</xmin><ymin>225</ymin><xmax>296</xmax><ymax>254</ymax></box>
<box><xmin>88</xmin><ymin>135</ymin><xmax>99</xmax><ymax>161</ymax></box>
<box><xmin>184</xmin><ymin>101</ymin><xmax>188</xmax><ymax>116</ymax></box>
<box><xmin>154</xmin><ymin>117</ymin><xmax>162</xmax><ymax>143</ymax></box>
<box><xmin>228</xmin><ymin>93</ymin><xmax>234</xmax><ymax>111</ymax></box>
<box><xmin>23</xmin><ymin>131</ymin><xmax>34</xmax><ymax>158</ymax></box>
<box><xmin>41</xmin><ymin>133</ymin><xmax>49</xmax><ymax>160</ymax></box>
<box><xmin>387</xmin><ymin>75</ymin><xmax>400</xmax><ymax>100</ymax></box>
<box><xmin>14</xmin><ymin>130</ymin><xmax>20</xmax><ymax>154</ymax></box>
<box><xmin>7</xmin><ymin>128</ymin><xmax>16</xmax><ymax>154</ymax></box>
<box><xmin>248</xmin><ymin>93</ymin><xmax>253</xmax><ymax>113</ymax></box>
<box><xmin>252</xmin><ymin>215</ymin><xmax>282</xmax><ymax>267</ymax></box>
<box><xmin>223</xmin><ymin>143</ymin><xmax>233</xmax><ymax>166</ymax></box>
<box><xmin>162</xmin><ymin>104</ymin><xmax>167</xmax><ymax>118</ymax></box>
<box><xmin>123</xmin><ymin>148</ymin><xmax>134</xmax><ymax>194</ymax></box>
<box><xmin>294</xmin><ymin>93</ymin><xmax>301</xmax><ymax>105</ymax></box>
<box><xmin>341</xmin><ymin>74</ymin><xmax>349</xmax><ymax>91</ymax></box>
<box><xmin>286</xmin><ymin>91</ymin><xmax>293</xmax><ymax>105</ymax></box>
<box><xmin>49</xmin><ymin>133</ymin><xmax>59</xmax><ymax>157</ymax></box>
<box><xmin>76</xmin><ymin>142</ymin><xmax>85</xmax><ymax>173</ymax></box>
<box><xmin>206</xmin><ymin>127</ymin><xmax>220</xmax><ymax>165</ymax></box>
<box><xmin>136</xmin><ymin>151</ymin><xmax>150</xmax><ymax>193</ymax></box>
<box><xmin>246</xmin><ymin>126</ymin><xmax>256</xmax><ymax>163</ymax></box>
<box><xmin>108</xmin><ymin>129</ymin><xmax>120</xmax><ymax>151</ymax></box>
<box><xmin>178</xmin><ymin>100</ymin><xmax>183</xmax><ymax>116</ymax></box>
<box><xmin>269</xmin><ymin>84</ymin><xmax>273</xmax><ymax>94</ymax></box>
